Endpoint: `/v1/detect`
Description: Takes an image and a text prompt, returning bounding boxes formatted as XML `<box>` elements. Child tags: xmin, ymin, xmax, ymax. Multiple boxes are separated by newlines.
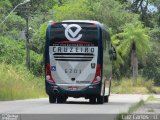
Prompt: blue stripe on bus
<box><xmin>45</xmin><ymin>24</ymin><xmax>52</xmax><ymax>64</ymax></box>
<box><xmin>96</xmin><ymin>24</ymin><xmax>99</xmax><ymax>64</ymax></box>
<box><xmin>97</xmin><ymin>24</ymin><xmax>101</xmax><ymax>65</ymax></box>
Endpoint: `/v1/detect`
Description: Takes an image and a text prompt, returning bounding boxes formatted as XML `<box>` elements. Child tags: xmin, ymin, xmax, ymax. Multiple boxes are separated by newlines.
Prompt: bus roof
<box><xmin>62</xmin><ymin>20</ymin><xmax>109</xmax><ymax>30</ymax></box>
<box><xmin>49</xmin><ymin>20</ymin><xmax>109</xmax><ymax>31</ymax></box>
<box><xmin>62</xmin><ymin>20</ymin><xmax>101</xmax><ymax>24</ymax></box>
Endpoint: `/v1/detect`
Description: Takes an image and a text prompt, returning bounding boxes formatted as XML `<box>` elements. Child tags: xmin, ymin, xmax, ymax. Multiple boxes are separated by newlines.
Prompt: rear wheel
<box><xmin>104</xmin><ymin>96</ymin><xmax>109</xmax><ymax>103</ymax></box>
<box><xmin>49</xmin><ymin>95</ymin><xmax>56</xmax><ymax>103</ymax></box>
<box><xmin>57</xmin><ymin>96</ymin><xmax>64</xmax><ymax>103</ymax></box>
<box><xmin>97</xmin><ymin>96</ymin><xmax>104</xmax><ymax>104</ymax></box>
<box><xmin>62</xmin><ymin>96</ymin><xmax>68</xmax><ymax>103</ymax></box>
<box><xmin>89</xmin><ymin>97</ymin><xmax>96</xmax><ymax>104</ymax></box>
<box><xmin>57</xmin><ymin>95</ymin><xmax>67</xmax><ymax>103</ymax></box>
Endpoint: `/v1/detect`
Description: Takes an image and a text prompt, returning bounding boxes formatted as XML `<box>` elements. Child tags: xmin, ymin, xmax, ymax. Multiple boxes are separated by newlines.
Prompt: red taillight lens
<box><xmin>96</xmin><ymin>64</ymin><xmax>101</xmax><ymax>76</ymax></box>
<box><xmin>92</xmin><ymin>22</ymin><xmax>96</xmax><ymax>26</ymax></box>
<box><xmin>51</xmin><ymin>22</ymin><xmax>56</xmax><ymax>26</ymax></box>
<box><xmin>92</xmin><ymin>64</ymin><xmax>101</xmax><ymax>84</ymax></box>
<box><xmin>45</xmin><ymin>64</ymin><xmax>55</xmax><ymax>83</ymax></box>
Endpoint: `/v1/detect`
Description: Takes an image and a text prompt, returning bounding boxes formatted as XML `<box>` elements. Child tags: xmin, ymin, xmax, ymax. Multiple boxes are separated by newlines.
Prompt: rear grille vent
<box><xmin>53</xmin><ymin>53</ymin><xmax>94</xmax><ymax>62</ymax></box>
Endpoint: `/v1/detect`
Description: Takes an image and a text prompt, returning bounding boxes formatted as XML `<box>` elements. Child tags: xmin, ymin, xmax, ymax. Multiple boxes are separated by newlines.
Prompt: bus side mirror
<box><xmin>109</xmin><ymin>47</ymin><xmax>117</xmax><ymax>61</ymax></box>
<box><xmin>112</xmin><ymin>51</ymin><xmax>117</xmax><ymax>61</ymax></box>
<box><xmin>112</xmin><ymin>47</ymin><xmax>117</xmax><ymax>61</ymax></box>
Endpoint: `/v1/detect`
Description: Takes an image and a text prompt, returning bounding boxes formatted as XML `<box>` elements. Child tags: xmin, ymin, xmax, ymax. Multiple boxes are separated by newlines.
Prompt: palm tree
<box><xmin>111</xmin><ymin>34</ymin><xmax>124</xmax><ymax>68</ymax></box>
<box><xmin>112</xmin><ymin>22</ymin><xmax>150</xmax><ymax>80</ymax></box>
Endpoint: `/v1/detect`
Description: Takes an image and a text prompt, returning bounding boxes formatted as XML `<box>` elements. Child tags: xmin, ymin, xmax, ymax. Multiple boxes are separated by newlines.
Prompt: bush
<box><xmin>142</xmin><ymin>43</ymin><xmax>160</xmax><ymax>85</ymax></box>
<box><xmin>0</xmin><ymin>36</ymin><xmax>25</xmax><ymax>64</ymax></box>
<box><xmin>30</xmin><ymin>51</ymin><xmax>44</xmax><ymax>76</ymax></box>
<box><xmin>112</xmin><ymin>77</ymin><xmax>155</xmax><ymax>94</ymax></box>
<box><xmin>0</xmin><ymin>36</ymin><xmax>44</xmax><ymax>76</ymax></box>
<box><xmin>0</xmin><ymin>63</ymin><xmax>45</xmax><ymax>100</ymax></box>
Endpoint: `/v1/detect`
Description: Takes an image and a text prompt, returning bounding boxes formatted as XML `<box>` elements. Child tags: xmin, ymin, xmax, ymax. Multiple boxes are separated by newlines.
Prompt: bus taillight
<box><xmin>45</xmin><ymin>64</ymin><xmax>55</xmax><ymax>83</ymax></box>
<box><xmin>51</xmin><ymin>22</ymin><xmax>56</xmax><ymax>26</ymax></box>
<box><xmin>92</xmin><ymin>22</ymin><xmax>97</xmax><ymax>26</ymax></box>
<box><xmin>92</xmin><ymin>64</ymin><xmax>101</xmax><ymax>84</ymax></box>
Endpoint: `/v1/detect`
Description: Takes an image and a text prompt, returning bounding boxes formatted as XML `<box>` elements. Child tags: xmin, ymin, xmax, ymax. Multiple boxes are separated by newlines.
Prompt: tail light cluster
<box><xmin>45</xmin><ymin>64</ymin><xmax>55</xmax><ymax>83</ymax></box>
<box><xmin>92</xmin><ymin>64</ymin><xmax>101</xmax><ymax>84</ymax></box>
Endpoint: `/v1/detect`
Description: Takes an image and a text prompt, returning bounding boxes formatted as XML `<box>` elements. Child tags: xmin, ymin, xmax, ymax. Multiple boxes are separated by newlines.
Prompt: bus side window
<box><xmin>106</xmin><ymin>34</ymin><xmax>113</xmax><ymax>61</ymax></box>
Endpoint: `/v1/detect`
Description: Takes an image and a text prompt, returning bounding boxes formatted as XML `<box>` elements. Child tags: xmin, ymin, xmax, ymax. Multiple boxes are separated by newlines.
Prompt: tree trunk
<box><xmin>25</xmin><ymin>15</ymin><xmax>30</xmax><ymax>70</ymax></box>
<box><xmin>131</xmin><ymin>49</ymin><xmax>138</xmax><ymax>80</ymax></box>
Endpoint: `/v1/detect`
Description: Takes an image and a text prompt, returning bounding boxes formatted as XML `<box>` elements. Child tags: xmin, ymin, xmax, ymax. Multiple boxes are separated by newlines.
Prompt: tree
<box><xmin>143</xmin><ymin>43</ymin><xmax>160</xmax><ymax>85</ymax></box>
<box><xmin>0</xmin><ymin>12</ymin><xmax>25</xmax><ymax>40</ymax></box>
<box><xmin>30</xmin><ymin>22</ymin><xmax>48</xmax><ymax>54</ymax></box>
<box><xmin>53</xmin><ymin>0</ymin><xmax>94</xmax><ymax>21</ymax></box>
<box><xmin>84</xmin><ymin>0</ymin><xmax>140</xmax><ymax>33</ymax></box>
<box><xmin>152</xmin><ymin>0</ymin><xmax>160</xmax><ymax>26</ymax></box>
<box><xmin>53</xmin><ymin>0</ymin><xmax>139</xmax><ymax>33</ymax></box>
<box><xmin>114</xmin><ymin>22</ymin><xmax>150</xmax><ymax>80</ymax></box>
<box><xmin>0</xmin><ymin>0</ymin><xmax>12</xmax><ymax>16</ymax></box>
<box><xmin>142</xmin><ymin>26</ymin><xmax>160</xmax><ymax>85</ymax></box>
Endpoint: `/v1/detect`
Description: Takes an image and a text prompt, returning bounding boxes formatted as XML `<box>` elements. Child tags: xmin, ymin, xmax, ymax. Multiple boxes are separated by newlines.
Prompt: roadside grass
<box><xmin>0</xmin><ymin>63</ymin><xmax>46</xmax><ymax>100</ymax></box>
<box><xmin>116</xmin><ymin>100</ymin><xmax>145</xmax><ymax>120</ymax></box>
<box><xmin>116</xmin><ymin>95</ymin><xmax>159</xmax><ymax>120</ymax></box>
<box><xmin>147</xmin><ymin>95</ymin><xmax>157</xmax><ymax>101</ymax></box>
<box><xmin>127</xmin><ymin>100</ymin><xmax>145</xmax><ymax>113</ymax></box>
<box><xmin>112</xmin><ymin>77</ymin><xmax>159</xmax><ymax>94</ymax></box>
<box><xmin>147</xmin><ymin>109</ymin><xmax>155</xmax><ymax>112</ymax></box>
<box><xmin>154</xmin><ymin>87</ymin><xmax>160</xmax><ymax>94</ymax></box>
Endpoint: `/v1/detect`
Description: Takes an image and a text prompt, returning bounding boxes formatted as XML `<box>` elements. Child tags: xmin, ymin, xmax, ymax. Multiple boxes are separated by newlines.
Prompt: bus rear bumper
<box><xmin>45</xmin><ymin>82</ymin><xmax>101</xmax><ymax>98</ymax></box>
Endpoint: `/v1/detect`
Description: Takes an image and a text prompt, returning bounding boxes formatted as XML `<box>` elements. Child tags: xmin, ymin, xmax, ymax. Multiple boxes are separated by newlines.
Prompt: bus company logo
<box><xmin>63</xmin><ymin>24</ymin><xmax>82</xmax><ymax>41</ymax></box>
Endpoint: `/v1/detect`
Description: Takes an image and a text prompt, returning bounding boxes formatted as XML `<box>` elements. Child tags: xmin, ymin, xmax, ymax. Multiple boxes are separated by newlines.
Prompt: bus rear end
<box><xmin>45</xmin><ymin>21</ymin><xmax>103</xmax><ymax>104</ymax></box>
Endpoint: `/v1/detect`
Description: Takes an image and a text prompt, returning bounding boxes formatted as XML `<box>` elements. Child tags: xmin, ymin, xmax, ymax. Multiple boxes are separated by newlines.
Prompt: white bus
<box><xmin>44</xmin><ymin>20</ymin><xmax>116</xmax><ymax>104</ymax></box>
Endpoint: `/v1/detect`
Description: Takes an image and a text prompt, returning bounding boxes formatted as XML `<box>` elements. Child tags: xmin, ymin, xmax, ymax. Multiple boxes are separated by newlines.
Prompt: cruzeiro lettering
<box><xmin>53</xmin><ymin>46</ymin><xmax>95</xmax><ymax>53</ymax></box>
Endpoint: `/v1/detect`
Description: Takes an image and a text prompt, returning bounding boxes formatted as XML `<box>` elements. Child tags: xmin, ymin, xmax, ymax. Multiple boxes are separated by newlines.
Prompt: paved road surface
<box><xmin>0</xmin><ymin>94</ymin><xmax>149</xmax><ymax>114</ymax></box>
<box><xmin>0</xmin><ymin>94</ymin><xmax>149</xmax><ymax>120</ymax></box>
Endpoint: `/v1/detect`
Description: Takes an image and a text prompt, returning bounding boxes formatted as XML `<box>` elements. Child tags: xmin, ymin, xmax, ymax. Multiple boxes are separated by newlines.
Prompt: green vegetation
<box><xmin>116</xmin><ymin>95</ymin><xmax>160</xmax><ymax>120</ymax></box>
<box><xmin>147</xmin><ymin>95</ymin><xmax>157</xmax><ymax>101</ymax></box>
<box><xmin>128</xmin><ymin>100</ymin><xmax>145</xmax><ymax>113</ymax></box>
<box><xmin>0</xmin><ymin>35</ymin><xmax>44</xmax><ymax>100</ymax></box>
<box><xmin>0</xmin><ymin>36</ymin><xmax>43</xmax><ymax>76</ymax></box>
<box><xmin>0</xmin><ymin>0</ymin><xmax>160</xmax><ymax>100</ymax></box>
<box><xmin>0</xmin><ymin>63</ymin><xmax>46</xmax><ymax>100</ymax></box>
<box><xmin>112</xmin><ymin>77</ymin><xmax>160</xmax><ymax>94</ymax></box>
<box><xmin>112</xmin><ymin>22</ymin><xmax>150</xmax><ymax>80</ymax></box>
<box><xmin>147</xmin><ymin>109</ymin><xmax>155</xmax><ymax>112</ymax></box>
<box><xmin>116</xmin><ymin>100</ymin><xmax>145</xmax><ymax>120</ymax></box>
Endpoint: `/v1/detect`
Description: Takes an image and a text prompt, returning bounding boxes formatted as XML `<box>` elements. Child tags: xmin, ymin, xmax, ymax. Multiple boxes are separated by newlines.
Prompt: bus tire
<box><xmin>89</xmin><ymin>97</ymin><xmax>96</xmax><ymax>104</ymax></box>
<box><xmin>97</xmin><ymin>96</ymin><xmax>104</xmax><ymax>104</ymax></box>
<box><xmin>57</xmin><ymin>96</ymin><xmax>67</xmax><ymax>103</ymax></box>
<box><xmin>62</xmin><ymin>96</ymin><xmax>68</xmax><ymax>103</ymax></box>
<box><xmin>104</xmin><ymin>96</ymin><xmax>109</xmax><ymax>103</ymax></box>
<box><xmin>49</xmin><ymin>95</ymin><xmax>56</xmax><ymax>103</ymax></box>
